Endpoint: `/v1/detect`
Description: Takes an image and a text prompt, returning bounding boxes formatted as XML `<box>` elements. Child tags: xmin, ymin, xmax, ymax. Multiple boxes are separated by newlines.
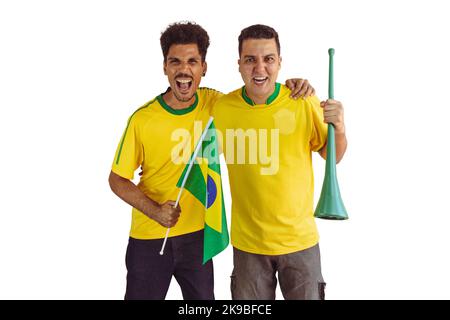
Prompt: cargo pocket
<box><xmin>319</xmin><ymin>282</ymin><xmax>326</xmax><ymax>300</ymax></box>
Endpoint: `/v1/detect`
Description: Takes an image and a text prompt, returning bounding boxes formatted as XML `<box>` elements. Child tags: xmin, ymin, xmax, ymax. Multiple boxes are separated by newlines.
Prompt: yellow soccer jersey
<box><xmin>112</xmin><ymin>88</ymin><xmax>223</xmax><ymax>239</ymax></box>
<box><xmin>213</xmin><ymin>83</ymin><xmax>328</xmax><ymax>255</ymax></box>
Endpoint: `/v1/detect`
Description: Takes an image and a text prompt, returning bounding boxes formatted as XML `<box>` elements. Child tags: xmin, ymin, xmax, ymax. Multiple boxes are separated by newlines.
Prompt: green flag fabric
<box><xmin>176</xmin><ymin>120</ymin><xmax>229</xmax><ymax>264</ymax></box>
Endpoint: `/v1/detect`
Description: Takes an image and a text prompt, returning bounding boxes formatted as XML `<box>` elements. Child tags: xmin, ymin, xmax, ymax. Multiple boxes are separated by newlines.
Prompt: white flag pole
<box><xmin>159</xmin><ymin>117</ymin><xmax>214</xmax><ymax>255</ymax></box>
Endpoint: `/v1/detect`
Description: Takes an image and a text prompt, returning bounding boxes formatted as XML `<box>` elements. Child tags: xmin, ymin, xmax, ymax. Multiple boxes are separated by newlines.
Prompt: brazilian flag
<box><xmin>176</xmin><ymin>120</ymin><xmax>229</xmax><ymax>264</ymax></box>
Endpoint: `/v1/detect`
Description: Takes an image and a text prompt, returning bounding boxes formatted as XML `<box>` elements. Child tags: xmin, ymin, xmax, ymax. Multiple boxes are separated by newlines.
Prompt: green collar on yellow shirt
<box><xmin>241</xmin><ymin>82</ymin><xmax>280</xmax><ymax>106</ymax></box>
<box><xmin>157</xmin><ymin>89</ymin><xmax>199</xmax><ymax>115</ymax></box>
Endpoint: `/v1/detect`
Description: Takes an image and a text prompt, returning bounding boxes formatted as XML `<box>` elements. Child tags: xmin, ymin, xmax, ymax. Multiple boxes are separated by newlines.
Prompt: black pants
<box><xmin>125</xmin><ymin>230</ymin><xmax>214</xmax><ymax>300</ymax></box>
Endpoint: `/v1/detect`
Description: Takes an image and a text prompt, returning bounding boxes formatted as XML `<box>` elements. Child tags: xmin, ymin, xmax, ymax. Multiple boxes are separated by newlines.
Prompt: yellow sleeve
<box><xmin>211</xmin><ymin>99</ymin><xmax>224</xmax><ymax>156</ymax></box>
<box><xmin>308</xmin><ymin>96</ymin><xmax>328</xmax><ymax>152</ymax></box>
<box><xmin>111</xmin><ymin>114</ymin><xmax>144</xmax><ymax>180</ymax></box>
<box><xmin>204</xmin><ymin>88</ymin><xmax>224</xmax><ymax>116</ymax></box>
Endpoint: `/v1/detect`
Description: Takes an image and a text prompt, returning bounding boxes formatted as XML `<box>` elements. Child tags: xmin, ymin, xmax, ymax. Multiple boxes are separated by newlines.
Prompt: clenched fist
<box><xmin>320</xmin><ymin>99</ymin><xmax>345</xmax><ymax>134</ymax></box>
<box><xmin>151</xmin><ymin>200</ymin><xmax>181</xmax><ymax>228</ymax></box>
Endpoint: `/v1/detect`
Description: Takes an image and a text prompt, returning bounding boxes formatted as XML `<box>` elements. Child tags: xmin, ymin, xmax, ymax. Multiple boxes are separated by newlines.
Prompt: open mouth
<box><xmin>176</xmin><ymin>78</ymin><xmax>193</xmax><ymax>92</ymax></box>
<box><xmin>253</xmin><ymin>76</ymin><xmax>268</xmax><ymax>85</ymax></box>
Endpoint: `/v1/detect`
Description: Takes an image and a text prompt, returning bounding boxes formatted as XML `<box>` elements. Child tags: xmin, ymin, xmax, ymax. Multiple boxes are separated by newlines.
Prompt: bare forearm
<box><xmin>319</xmin><ymin>99</ymin><xmax>347</xmax><ymax>163</ymax></box>
<box><xmin>319</xmin><ymin>127</ymin><xmax>347</xmax><ymax>164</ymax></box>
<box><xmin>335</xmin><ymin>129</ymin><xmax>347</xmax><ymax>163</ymax></box>
<box><xmin>108</xmin><ymin>171</ymin><xmax>160</xmax><ymax>219</ymax></box>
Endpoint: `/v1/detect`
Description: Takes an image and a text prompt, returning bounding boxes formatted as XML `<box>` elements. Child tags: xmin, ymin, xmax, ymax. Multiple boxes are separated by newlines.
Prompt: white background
<box><xmin>1</xmin><ymin>0</ymin><xmax>449</xmax><ymax>299</ymax></box>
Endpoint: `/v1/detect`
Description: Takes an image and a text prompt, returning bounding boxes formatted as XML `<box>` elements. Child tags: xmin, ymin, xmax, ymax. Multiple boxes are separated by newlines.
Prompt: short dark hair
<box><xmin>238</xmin><ymin>24</ymin><xmax>280</xmax><ymax>56</ymax></box>
<box><xmin>160</xmin><ymin>21</ymin><xmax>210</xmax><ymax>62</ymax></box>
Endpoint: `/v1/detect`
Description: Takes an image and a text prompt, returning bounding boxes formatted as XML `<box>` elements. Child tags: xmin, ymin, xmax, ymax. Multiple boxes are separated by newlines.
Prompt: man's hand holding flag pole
<box><xmin>159</xmin><ymin>116</ymin><xmax>229</xmax><ymax>264</ymax></box>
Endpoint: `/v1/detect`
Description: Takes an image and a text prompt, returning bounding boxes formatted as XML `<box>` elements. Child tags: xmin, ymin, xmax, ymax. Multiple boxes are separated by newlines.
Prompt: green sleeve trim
<box><xmin>115</xmin><ymin>99</ymin><xmax>154</xmax><ymax>165</ymax></box>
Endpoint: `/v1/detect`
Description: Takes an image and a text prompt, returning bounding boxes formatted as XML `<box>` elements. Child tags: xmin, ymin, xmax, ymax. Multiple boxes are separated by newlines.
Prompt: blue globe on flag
<box><xmin>206</xmin><ymin>175</ymin><xmax>217</xmax><ymax>209</ymax></box>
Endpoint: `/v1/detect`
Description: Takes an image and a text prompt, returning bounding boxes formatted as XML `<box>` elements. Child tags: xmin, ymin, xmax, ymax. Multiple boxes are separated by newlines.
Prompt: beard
<box><xmin>173</xmin><ymin>91</ymin><xmax>194</xmax><ymax>103</ymax></box>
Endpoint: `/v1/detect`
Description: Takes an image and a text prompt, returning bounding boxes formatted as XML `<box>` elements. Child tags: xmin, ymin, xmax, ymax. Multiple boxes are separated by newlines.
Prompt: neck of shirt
<box><xmin>241</xmin><ymin>82</ymin><xmax>281</xmax><ymax>106</ymax></box>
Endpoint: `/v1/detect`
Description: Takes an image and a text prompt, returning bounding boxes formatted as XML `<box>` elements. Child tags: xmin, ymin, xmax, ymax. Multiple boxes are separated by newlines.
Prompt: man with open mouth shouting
<box><xmin>108</xmin><ymin>21</ymin><xmax>315</xmax><ymax>300</ymax></box>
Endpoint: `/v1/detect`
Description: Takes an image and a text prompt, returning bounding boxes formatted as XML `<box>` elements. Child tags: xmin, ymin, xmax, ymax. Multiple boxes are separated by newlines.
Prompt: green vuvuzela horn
<box><xmin>314</xmin><ymin>48</ymin><xmax>348</xmax><ymax>220</ymax></box>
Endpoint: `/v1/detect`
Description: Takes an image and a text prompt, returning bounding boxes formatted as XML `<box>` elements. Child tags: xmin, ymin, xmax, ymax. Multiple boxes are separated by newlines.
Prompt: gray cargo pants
<box><xmin>231</xmin><ymin>244</ymin><xmax>326</xmax><ymax>300</ymax></box>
